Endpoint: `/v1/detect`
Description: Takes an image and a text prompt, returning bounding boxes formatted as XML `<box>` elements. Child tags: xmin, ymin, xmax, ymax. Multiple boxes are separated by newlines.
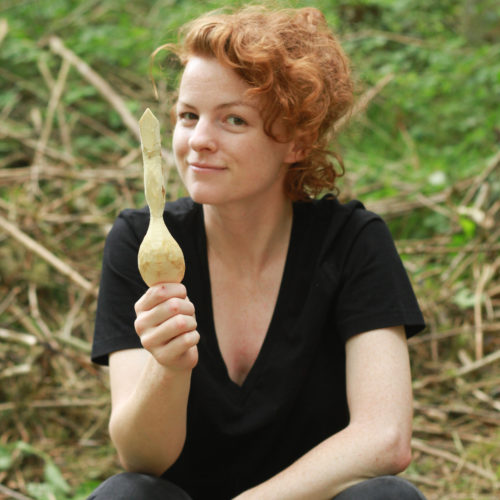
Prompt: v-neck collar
<box><xmin>196</xmin><ymin>203</ymin><xmax>302</xmax><ymax>398</ymax></box>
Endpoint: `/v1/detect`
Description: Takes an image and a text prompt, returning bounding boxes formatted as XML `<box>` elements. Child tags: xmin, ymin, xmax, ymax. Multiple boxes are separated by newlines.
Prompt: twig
<box><xmin>28</xmin><ymin>283</ymin><xmax>53</xmax><ymax>339</ymax></box>
<box><xmin>0</xmin><ymin>328</ymin><xmax>37</xmax><ymax>347</ymax></box>
<box><xmin>0</xmin><ymin>121</ymin><xmax>75</xmax><ymax>164</ymax></box>
<box><xmin>0</xmin><ymin>18</ymin><xmax>8</xmax><ymax>47</ymax></box>
<box><xmin>31</xmin><ymin>57</ymin><xmax>71</xmax><ymax>194</ymax></box>
<box><xmin>461</xmin><ymin>149</ymin><xmax>500</xmax><ymax>206</ymax></box>
<box><xmin>1</xmin><ymin>364</ymin><xmax>32</xmax><ymax>379</ymax></box>
<box><xmin>367</xmin><ymin>188</ymin><xmax>452</xmax><ymax>219</ymax></box>
<box><xmin>0</xmin><ymin>285</ymin><xmax>21</xmax><ymax>316</ymax></box>
<box><xmin>412</xmin><ymin>438</ymin><xmax>498</xmax><ymax>483</ymax></box>
<box><xmin>37</xmin><ymin>55</ymin><xmax>74</xmax><ymax>160</ymax></box>
<box><xmin>408</xmin><ymin>326</ymin><xmax>468</xmax><ymax>346</ymax></box>
<box><xmin>0</xmin><ymin>214</ymin><xmax>97</xmax><ymax>296</ymax></box>
<box><xmin>472</xmin><ymin>389</ymin><xmax>500</xmax><ymax>412</ymax></box>
<box><xmin>343</xmin><ymin>29</ymin><xmax>430</xmax><ymax>48</ymax></box>
<box><xmin>474</xmin><ymin>262</ymin><xmax>496</xmax><ymax>359</ymax></box>
<box><xmin>402</xmin><ymin>473</ymin><xmax>442</xmax><ymax>488</ymax></box>
<box><xmin>456</xmin><ymin>350</ymin><xmax>500</xmax><ymax>380</ymax></box>
<box><xmin>41</xmin><ymin>179</ymin><xmax>97</xmax><ymax>213</ymax></box>
<box><xmin>334</xmin><ymin>73</ymin><xmax>394</xmax><ymax>133</ymax></box>
<box><xmin>36</xmin><ymin>213</ymin><xmax>110</xmax><ymax>225</ymax></box>
<box><xmin>0</xmin><ymin>397</ymin><xmax>109</xmax><ymax>413</ymax></box>
<box><xmin>59</xmin><ymin>289</ymin><xmax>89</xmax><ymax>339</ymax></box>
<box><xmin>8</xmin><ymin>303</ymin><xmax>49</xmax><ymax>340</ymax></box>
<box><xmin>54</xmin><ymin>333</ymin><xmax>91</xmax><ymax>354</ymax></box>
<box><xmin>48</xmin><ymin>35</ymin><xmax>176</xmax><ymax>182</ymax></box>
<box><xmin>0</xmin><ymin>483</ymin><xmax>33</xmax><ymax>500</ymax></box>
<box><xmin>48</xmin><ymin>36</ymin><xmax>141</xmax><ymax>139</ymax></box>
<box><xmin>0</xmin><ymin>164</ymin><xmax>140</xmax><ymax>182</ymax></box>
<box><xmin>413</xmin><ymin>348</ymin><xmax>500</xmax><ymax>389</ymax></box>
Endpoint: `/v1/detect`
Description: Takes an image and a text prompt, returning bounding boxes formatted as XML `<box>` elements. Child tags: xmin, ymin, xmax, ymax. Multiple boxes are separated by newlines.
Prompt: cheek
<box><xmin>172</xmin><ymin>131</ymin><xmax>186</xmax><ymax>180</ymax></box>
<box><xmin>172</xmin><ymin>126</ymin><xmax>186</xmax><ymax>159</ymax></box>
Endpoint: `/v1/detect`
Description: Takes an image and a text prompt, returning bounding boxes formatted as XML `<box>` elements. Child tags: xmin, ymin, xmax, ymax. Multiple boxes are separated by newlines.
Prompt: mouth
<box><xmin>188</xmin><ymin>162</ymin><xmax>227</xmax><ymax>172</ymax></box>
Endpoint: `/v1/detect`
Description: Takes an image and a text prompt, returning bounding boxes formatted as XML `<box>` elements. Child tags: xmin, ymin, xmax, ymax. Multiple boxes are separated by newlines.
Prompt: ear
<box><xmin>284</xmin><ymin>132</ymin><xmax>312</xmax><ymax>164</ymax></box>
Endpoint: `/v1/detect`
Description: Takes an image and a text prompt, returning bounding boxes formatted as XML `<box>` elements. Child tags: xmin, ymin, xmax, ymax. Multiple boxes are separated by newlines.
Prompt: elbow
<box><xmin>115</xmin><ymin>444</ymin><xmax>172</xmax><ymax>478</ymax></box>
<box><xmin>377</xmin><ymin>425</ymin><xmax>412</xmax><ymax>474</ymax></box>
<box><xmin>118</xmin><ymin>457</ymin><xmax>169</xmax><ymax>478</ymax></box>
<box><xmin>108</xmin><ymin>414</ymin><xmax>183</xmax><ymax>477</ymax></box>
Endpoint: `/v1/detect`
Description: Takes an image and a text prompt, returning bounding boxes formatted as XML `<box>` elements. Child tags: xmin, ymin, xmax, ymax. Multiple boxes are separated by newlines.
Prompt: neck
<box><xmin>203</xmin><ymin>198</ymin><xmax>293</xmax><ymax>276</ymax></box>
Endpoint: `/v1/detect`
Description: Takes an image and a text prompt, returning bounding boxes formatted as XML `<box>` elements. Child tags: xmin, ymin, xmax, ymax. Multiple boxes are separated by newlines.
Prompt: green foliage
<box><xmin>2</xmin><ymin>1</ymin><xmax>498</xmax><ymax>205</ymax></box>
<box><xmin>335</xmin><ymin>0</ymin><xmax>500</xmax><ymax>206</ymax></box>
<box><xmin>0</xmin><ymin>441</ymin><xmax>71</xmax><ymax>499</ymax></box>
<box><xmin>0</xmin><ymin>1</ymin><xmax>498</xmax><ymax>498</ymax></box>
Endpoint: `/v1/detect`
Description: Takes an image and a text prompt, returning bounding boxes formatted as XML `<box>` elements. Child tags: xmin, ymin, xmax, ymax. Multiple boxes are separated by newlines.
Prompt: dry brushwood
<box><xmin>0</xmin><ymin>27</ymin><xmax>498</xmax><ymax>500</ymax></box>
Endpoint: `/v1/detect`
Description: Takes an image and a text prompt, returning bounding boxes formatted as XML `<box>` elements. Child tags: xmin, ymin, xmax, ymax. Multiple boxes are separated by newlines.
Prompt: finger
<box><xmin>135</xmin><ymin>283</ymin><xmax>187</xmax><ymax>314</ymax></box>
<box><xmin>135</xmin><ymin>297</ymin><xmax>195</xmax><ymax>335</ymax></box>
<box><xmin>139</xmin><ymin>314</ymin><xmax>198</xmax><ymax>351</ymax></box>
<box><xmin>152</xmin><ymin>331</ymin><xmax>200</xmax><ymax>368</ymax></box>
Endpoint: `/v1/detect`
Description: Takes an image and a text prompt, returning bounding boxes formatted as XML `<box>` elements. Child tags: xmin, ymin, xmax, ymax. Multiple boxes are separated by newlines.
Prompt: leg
<box><xmin>87</xmin><ymin>472</ymin><xmax>192</xmax><ymax>500</ymax></box>
<box><xmin>333</xmin><ymin>475</ymin><xmax>426</xmax><ymax>500</ymax></box>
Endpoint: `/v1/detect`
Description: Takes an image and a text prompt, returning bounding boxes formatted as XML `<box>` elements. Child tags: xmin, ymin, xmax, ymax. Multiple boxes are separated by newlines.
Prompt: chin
<box><xmin>186</xmin><ymin>187</ymin><xmax>231</xmax><ymax>206</ymax></box>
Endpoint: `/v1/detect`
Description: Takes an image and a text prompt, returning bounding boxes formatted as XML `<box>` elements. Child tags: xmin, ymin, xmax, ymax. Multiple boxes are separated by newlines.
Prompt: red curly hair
<box><xmin>155</xmin><ymin>5</ymin><xmax>354</xmax><ymax>200</ymax></box>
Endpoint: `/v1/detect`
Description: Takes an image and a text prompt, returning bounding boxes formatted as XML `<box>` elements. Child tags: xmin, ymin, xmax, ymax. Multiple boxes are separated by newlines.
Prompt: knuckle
<box><xmin>134</xmin><ymin>316</ymin><xmax>144</xmax><ymax>335</ymax></box>
<box><xmin>188</xmin><ymin>330</ymin><xmax>200</xmax><ymax>346</ymax></box>
<box><xmin>134</xmin><ymin>299</ymin><xmax>142</xmax><ymax>315</ymax></box>
<box><xmin>186</xmin><ymin>299</ymin><xmax>195</xmax><ymax>315</ymax></box>
<box><xmin>167</xmin><ymin>298</ymin><xmax>181</xmax><ymax>315</ymax></box>
<box><xmin>157</xmin><ymin>284</ymin><xmax>170</xmax><ymax>299</ymax></box>
<box><xmin>175</xmin><ymin>315</ymin><xmax>188</xmax><ymax>331</ymax></box>
<box><xmin>140</xmin><ymin>333</ymin><xmax>153</xmax><ymax>350</ymax></box>
<box><xmin>182</xmin><ymin>331</ymin><xmax>194</xmax><ymax>347</ymax></box>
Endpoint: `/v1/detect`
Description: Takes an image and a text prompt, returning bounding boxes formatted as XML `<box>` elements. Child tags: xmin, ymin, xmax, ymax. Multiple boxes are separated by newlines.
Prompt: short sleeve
<box><xmin>91</xmin><ymin>212</ymin><xmax>148</xmax><ymax>365</ymax></box>
<box><xmin>334</xmin><ymin>217</ymin><xmax>425</xmax><ymax>342</ymax></box>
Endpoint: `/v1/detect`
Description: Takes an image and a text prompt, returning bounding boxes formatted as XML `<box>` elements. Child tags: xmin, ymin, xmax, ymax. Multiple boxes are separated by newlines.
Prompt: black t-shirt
<box><xmin>91</xmin><ymin>196</ymin><xmax>425</xmax><ymax>500</ymax></box>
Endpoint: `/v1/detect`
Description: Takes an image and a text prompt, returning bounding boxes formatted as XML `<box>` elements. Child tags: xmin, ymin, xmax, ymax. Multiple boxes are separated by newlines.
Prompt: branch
<box><xmin>334</xmin><ymin>73</ymin><xmax>395</xmax><ymax>133</ymax></box>
<box><xmin>0</xmin><ymin>214</ymin><xmax>97</xmax><ymax>296</ymax></box>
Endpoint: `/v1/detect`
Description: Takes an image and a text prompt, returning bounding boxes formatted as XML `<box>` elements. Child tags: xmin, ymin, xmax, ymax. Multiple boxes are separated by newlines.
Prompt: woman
<box><xmin>89</xmin><ymin>5</ymin><xmax>426</xmax><ymax>500</ymax></box>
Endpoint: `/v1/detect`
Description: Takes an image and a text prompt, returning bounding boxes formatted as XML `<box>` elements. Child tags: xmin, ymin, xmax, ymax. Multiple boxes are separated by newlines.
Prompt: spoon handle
<box><xmin>139</xmin><ymin>108</ymin><xmax>164</xmax><ymax>218</ymax></box>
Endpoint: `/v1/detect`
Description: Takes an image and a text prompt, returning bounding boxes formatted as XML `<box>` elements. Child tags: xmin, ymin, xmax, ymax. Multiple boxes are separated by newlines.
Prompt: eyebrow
<box><xmin>177</xmin><ymin>100</ymin><xmax>259</xmax><ymax>111</ymax></box>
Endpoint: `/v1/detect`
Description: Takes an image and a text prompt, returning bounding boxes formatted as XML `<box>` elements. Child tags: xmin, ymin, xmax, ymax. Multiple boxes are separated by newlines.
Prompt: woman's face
<box><xmin>173</xmin><ymin>56</ymin><xmax>298</xmax><ymax>208</ymax></box>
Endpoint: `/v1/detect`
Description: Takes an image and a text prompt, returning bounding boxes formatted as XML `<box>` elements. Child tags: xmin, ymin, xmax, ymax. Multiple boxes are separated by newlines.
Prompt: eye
<box><xmin>226</xmin><ymin>115</ymin><xmax>247</xmax><ymax>126</ymax></box>
<box><xmin>178</xmin><ymin>111</ymin><xmax>198</xmax><ymax>123</ymax></box>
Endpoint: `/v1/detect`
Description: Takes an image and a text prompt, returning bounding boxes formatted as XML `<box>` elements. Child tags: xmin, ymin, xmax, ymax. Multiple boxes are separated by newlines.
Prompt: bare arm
<box><xmin>108</xmin><ymin>283</ymin><xmax>199</xmax><ymax>476</ymax></box>
<box><xmin>234</xmin><ymin>326</ymin><xmax>413</xmax><ymax>500</ymax></box>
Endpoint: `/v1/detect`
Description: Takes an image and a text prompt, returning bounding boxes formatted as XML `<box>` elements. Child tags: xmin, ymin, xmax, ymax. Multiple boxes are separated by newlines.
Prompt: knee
<box><xmin>87</xmin><ymin>473</ymin><xmax>153</xmax><ymax>500</ymax></box>
<box><xmin>87</xmin><ymin>472</ymin><xmax>191</xmax><ymax>500</ymax></box>
<box><xmin>372</xmin><ymin>476</ymin><xmax>427</xmax><ymax>500</ymax></box>
<box><xmin>334</xmin><ymin>475</ymin><xmax>427</xmax><ymax>500</ymax></box>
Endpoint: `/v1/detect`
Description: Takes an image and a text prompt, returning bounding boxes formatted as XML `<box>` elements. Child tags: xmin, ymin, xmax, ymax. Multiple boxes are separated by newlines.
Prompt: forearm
<box><xmin>109</xmin><ymin>354</ymin><xmax>192</xmax><ymax>476</ymax></box>
<box><xmin>234</xmin><ymin>421</ymin><xmax>411</xmax><ymax>500</ymax></box>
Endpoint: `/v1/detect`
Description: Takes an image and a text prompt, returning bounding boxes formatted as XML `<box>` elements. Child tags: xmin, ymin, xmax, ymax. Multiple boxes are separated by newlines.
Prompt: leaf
<box><xmin>0</xmin><ymin>444</ymin><xmax>13</xmax><ymax>470</ymax></box>
<box><xmin>26</xmin><ymin>482</ymin><xmax>57</xmax><ymax>500</ymax></box>
<box><xmin>72</xmin><ymin>480</ymin><xmax>101</xmax><ymax>500</ymax></box>
<box><xmin>44</xmin><ymin>461</ymin><xmax>71</xmax><ymax>495</ymax></box>
<box><xmin>15</xmin><ymin>440</ymin><xmax>44</xmax><ymax>457</ymax></box>
<box><xmin>458</xmin><ymin>216</ymin><xmax>477</xmax><ymax>240</ymax></box>
<box><xmin>453</xmin><ymin>288</ymin><xmax>477</xmax><ymax>309</ymax></box>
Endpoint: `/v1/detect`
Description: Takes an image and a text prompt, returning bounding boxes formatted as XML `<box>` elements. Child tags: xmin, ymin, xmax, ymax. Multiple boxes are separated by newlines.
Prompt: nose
<box><xmin>188</xmin><ymin>118</ymin><xmax>217</xmax><ymax>152</ymax></box>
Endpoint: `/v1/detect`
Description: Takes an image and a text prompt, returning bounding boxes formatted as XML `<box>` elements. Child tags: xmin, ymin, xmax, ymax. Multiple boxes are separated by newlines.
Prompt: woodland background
<box><xmin>0</xmin><ymin>0</ymin><xmax>499</xmax><ymax>498</ymax></box>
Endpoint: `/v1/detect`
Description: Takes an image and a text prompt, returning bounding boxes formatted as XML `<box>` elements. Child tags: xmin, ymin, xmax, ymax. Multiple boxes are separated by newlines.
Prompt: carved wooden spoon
<box><xmin>137</xmin><ymin>108</ymin><xmax>185</xmax><ymax>286</ymax></box>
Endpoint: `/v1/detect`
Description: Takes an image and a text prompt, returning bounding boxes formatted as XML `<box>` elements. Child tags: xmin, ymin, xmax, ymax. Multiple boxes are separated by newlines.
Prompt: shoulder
<box><xmin>295</xmin><ymin>195</ymin><xmax>385</xmax><ymax>256</ymax></box>
<box><xmin>297</xmin><ymin>195</ymin><xmax>380</xmax><ymax>226</ymax></box>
